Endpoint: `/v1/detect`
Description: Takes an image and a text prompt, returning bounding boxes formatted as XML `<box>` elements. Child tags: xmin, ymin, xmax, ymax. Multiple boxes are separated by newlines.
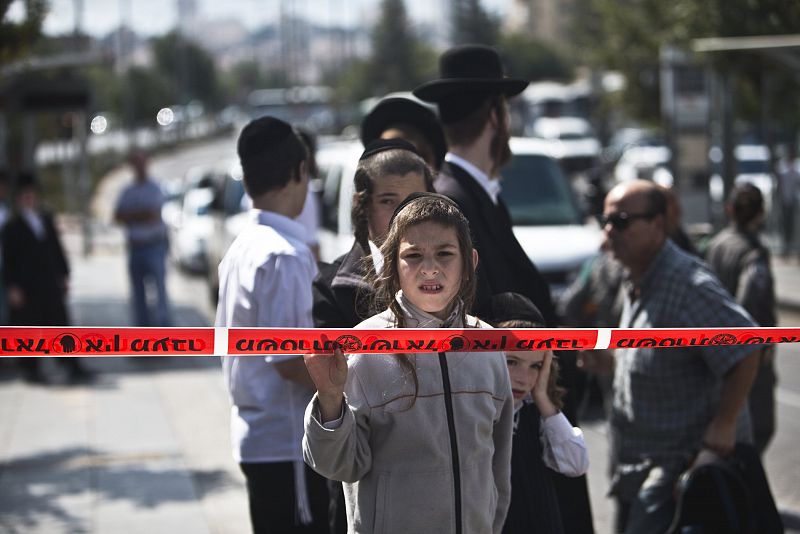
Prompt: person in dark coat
<box><xmin>706</xmin><ymin>183</ymin><xmax>777</xmax><ymax>454</ymax></box>
<box><xmin>2</xmin><ymin>173</ymin><xmax>89</xmax><ymax>383</ymax></box>
<box><xmin>414</xmin><ymin>44</ymin><xmax>594</xmax><ymax>533</ymax></box>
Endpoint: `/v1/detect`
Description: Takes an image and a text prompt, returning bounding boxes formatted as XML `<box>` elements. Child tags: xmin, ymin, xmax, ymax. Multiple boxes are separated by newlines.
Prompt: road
<box><xmin>0</xmin><ymin>135</ymin><xmax>798</xmax><ymax>533</ymax></box>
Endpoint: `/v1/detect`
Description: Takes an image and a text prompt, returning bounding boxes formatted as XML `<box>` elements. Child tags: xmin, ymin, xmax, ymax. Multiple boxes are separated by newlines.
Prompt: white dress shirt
<box><xmin>216</xmin><ymin>209</ymin><xmax>318</xmax><ymax>463</ymax></box>
<box><xmin>445</xmin><ymin>152</ymin><xmax>502</xmax><ymax>205</ymax></box>
<box><xmin>514</xmin><ymin>398</ymin><xmax>590</xmax><ymax>477</ymax></box>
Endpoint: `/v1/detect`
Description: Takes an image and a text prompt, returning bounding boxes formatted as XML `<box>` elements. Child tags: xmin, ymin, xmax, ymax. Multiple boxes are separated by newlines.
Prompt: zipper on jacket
<box><xmin>437</xmin><ymin>351</ymin><xmax>462</xmax><ymax>534</ymax></box>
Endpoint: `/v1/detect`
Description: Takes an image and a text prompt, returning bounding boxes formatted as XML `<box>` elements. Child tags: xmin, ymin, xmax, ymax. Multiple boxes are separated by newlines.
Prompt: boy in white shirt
<box><xmin>216</xmin><ymin>116</ymin><xmax>328</xmax><ymax>533</ymax></box>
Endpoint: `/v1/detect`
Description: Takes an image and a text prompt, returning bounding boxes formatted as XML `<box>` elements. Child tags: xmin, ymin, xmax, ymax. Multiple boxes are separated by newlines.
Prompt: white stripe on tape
<box><xmin>214</xmin><ymin>327</ymin><xmax>228</xmax><ymax>356</ymax></box>
<box><xmin>593</xmin><ymin>328</ymin><xmax>611</xmax><ymax>350</ymax></box>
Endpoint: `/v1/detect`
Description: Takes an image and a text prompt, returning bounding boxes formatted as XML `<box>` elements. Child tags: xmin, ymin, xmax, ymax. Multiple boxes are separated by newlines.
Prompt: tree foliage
<box><xmin>574</xmin><ymin>0</ymin><xmax>800</xmax><ymax>124</ymax></box>
<box><xmin>325</xmin><ymin>0</ymin><xmax>437</xmax><ymax>102</ymax></box>
<box><xmin>451</xmin><ymin>0</ymin><xmax>499</xmax><ymax>46</ymax></box>
<box><xmin>151</xmin><ymin>31</ymin><xmax>222</xmax><ymax>110</ymax></box>
<box><xmin>498</xmin><ymin>33</ymin><xmax>573</xmax><ymax>82</ymax></box>
<box><xmin>0</xmin><ymin>0</ymin><xmax>48</xmax><ymax>66</ymax></box>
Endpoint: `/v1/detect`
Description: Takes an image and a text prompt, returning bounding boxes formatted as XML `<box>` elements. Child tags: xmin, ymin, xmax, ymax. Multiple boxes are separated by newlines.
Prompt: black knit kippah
<box><xmin>237</xmin><ymin>116</ymin><xmax>294</xmax><ymax>159</ymax></box>
<box><xmin>388</xmin><ymin>191</ymin><xmax>460</xmax><ymax>228</ymax></box>
<box><xmin>487</xmin><ymin>292</ymin><xmax>545</xmax><ymax>327</ymax></box>
<box><xmin>359</xmin><ymin>138</ymin><xmax>421</xmax><ymax>161</ymax></box>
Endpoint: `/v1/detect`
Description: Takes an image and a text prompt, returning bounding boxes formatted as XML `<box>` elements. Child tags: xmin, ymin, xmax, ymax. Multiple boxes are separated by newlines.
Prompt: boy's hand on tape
<box><xmin>532</xmin><ymin>351</ymin><xmax>558</xmax><ymax>418</ymax></box>
<box><xmin>304</xmin><ymin>345</ymin><xmax>347</xmax><ymax>423</ymax></box>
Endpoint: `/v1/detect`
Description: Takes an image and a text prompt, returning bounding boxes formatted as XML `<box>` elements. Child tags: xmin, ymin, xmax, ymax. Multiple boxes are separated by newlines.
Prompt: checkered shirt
<box><xmin>611</xmin><ymin>240</ymin><xmax>756</xmax><ymax>465</ymax></box>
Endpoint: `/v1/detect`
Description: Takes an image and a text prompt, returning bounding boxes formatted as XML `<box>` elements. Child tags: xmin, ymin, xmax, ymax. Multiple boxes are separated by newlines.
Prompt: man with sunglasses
<box><xmin>602</xmin><ymin>180</ymin><xmax>760</xmax><ymax>534</ymax></box>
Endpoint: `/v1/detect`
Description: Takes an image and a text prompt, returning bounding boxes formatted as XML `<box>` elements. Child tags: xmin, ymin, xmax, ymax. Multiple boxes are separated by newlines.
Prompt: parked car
<box><xmin>202</xmin><ymin>158</ymin><xmax>250</xmax><ymax>303</ymax></box>
<box><xmin>527</xmin><ymin>117</ymin><xmax>602</xmax><ymax>176</ymax></box>
<box><xmin>316</xmin><ymin>137</ymin><xmax>603</xmax><ymax>301</ymax></box>
<box><xmin>501</xmin><ymin>137</ymin><xmax>603</xmax><ymax>299</ymax></box>
<box><xmin>170</xmin><ymin>186</ymin><xmax>215</xmax><ymax>273</ymax></box>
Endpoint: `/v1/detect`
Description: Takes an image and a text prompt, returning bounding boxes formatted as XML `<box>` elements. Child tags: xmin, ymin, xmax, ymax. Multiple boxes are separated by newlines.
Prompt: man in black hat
<box><xmin>360</xmin><ymin>92</ymin><xmax>447</xmax><ymax>171</ymax></box>
<box><xmin>413</xmin><ymin>44</ymin><xmax>555</xmax><ymax>325</ymax></box>
<box><xmin>414</xmin><ymin>44</ymin><xmax>595</xmax><ymax>533</ymax></box>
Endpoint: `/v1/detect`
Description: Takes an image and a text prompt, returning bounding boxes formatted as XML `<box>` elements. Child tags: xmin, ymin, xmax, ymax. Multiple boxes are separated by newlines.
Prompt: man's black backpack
<box><xmin>668</xmin><ymin>443</ymin><xmax>783</xmax><ymax>534</ymax></box>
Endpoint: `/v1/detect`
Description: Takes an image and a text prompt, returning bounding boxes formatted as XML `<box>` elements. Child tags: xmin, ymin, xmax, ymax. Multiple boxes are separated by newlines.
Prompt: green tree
<box><xmin>574</xmin><ymin>0</ymin><xmax>800</xmax><ymax>123</ymax></box>
<box><xmin>452</xmin><ymin>0</ymin><xmax>499</xmax><ymax>46</ymax></box>
<box><xmin>369</xmin><ymin>0</ymin><xmax>417</xmax><ymax>94</ymax></box>
<box><xmin>124</xmin><ymin>66</ymin><xmax>175</xmax><ymax>126</ymax></box>
<box><xmin>326</xmin><ymin>0</ymin><xmax>438</xmax><ymax>102</ymax></box>
<box><xmin>151</xmin><ymin>31</ymin><xmax>221</xmax><ymax>110</ymax></box>
<box><xmin>498</xmin><ymin>33</ymin><xmax>573</xmax><ymax>82</ymax></box>
<box><xmin>0</xmin><ymin>0</ymin><xmax>48</xmax><ymax>65</ymax></box>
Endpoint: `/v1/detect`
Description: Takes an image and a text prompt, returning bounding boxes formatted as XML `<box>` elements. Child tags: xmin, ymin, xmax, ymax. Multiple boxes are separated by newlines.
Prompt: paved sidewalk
<box><xmin>0</xmin><ymin>223</ymin><xmax>249</xmax><ymax>534</ymax></box>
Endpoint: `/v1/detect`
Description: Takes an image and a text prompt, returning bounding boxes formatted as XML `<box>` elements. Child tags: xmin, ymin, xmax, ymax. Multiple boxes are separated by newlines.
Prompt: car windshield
<box><xmin>499</xmin><ymin>153</ymin><xmax>582</xmax><ymax>225</ymax></box>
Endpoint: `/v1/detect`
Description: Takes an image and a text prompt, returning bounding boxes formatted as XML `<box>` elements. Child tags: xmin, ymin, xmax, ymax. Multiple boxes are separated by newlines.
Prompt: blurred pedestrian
<box><xmin>415</xmin><ymin>44</ymin><xmax>594</xmax><ymax>533</ymax></box>
<box><xmin>312</xmin><ymin>138</ymin><xmax>434</xmax><ymax>533</ymax></box>
<box><xmin>114</xmin><ymin>150</ymin><xmax>171</xmax><ymax>326</ymax></box>
<box><xmin>777</xmin><ymin>143</ymin><xmax>799</xmax><ymax>256</ymax></box>
<box><xmin>706</xmin><ymin>183</ymin><xmax>777</xmax><ymax>454</ymax></box>
<box><xmin>360</xmin><ymin>92</ymin><xmax>447</xmax><ymax>171</ymax></box>
<box><xmin>602</xmin><ymin>180</ymin><xmax>759</xmax><ymax>534</ymax></box>
<box><xmin>2</xmin><ymin>173</ymin><xmax>90</xmax><ymax>383</ymax></box>
<box><xmin>216</xmin><ymin>117</ymin><xmax>329</xmax><ymax>534</ymax></box>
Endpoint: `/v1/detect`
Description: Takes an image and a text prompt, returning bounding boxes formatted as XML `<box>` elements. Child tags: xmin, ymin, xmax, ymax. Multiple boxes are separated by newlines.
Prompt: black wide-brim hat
<box><xmin>360</xmin><ymin>93</ymin><xmax>447</xmax><ymax>166</ymax></box>
<box><xmin>413</xmin><ymin>45</ymin><xmax>528</xmax><ymax>103</ymax></box>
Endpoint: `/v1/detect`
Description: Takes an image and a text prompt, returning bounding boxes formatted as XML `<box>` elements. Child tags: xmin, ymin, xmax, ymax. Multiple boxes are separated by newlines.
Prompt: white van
<box><xmin>316</xmin><ymin>137</ymin><xmax>603</xmax><ymax>300</ymax></box>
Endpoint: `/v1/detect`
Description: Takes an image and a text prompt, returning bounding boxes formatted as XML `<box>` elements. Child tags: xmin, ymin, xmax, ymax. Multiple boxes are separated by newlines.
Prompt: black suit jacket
<box><xmin>436</xmin><ymin>161</ymin><xmax>595</xmax><ymax>533</ymax></box>
<box><xmin>312</xmin><ymin>241</ymin><xmax>377</xmax><ymax>328</ymax></box>
<box><xmin>2</xmin><ymin>210</ymin><xmax>70</xmax><ymax>325</ymax></box>
<box><xmin>434</xmin><ymin>161</ymin><xmax>556</xmax><ymax>325</ymax></box>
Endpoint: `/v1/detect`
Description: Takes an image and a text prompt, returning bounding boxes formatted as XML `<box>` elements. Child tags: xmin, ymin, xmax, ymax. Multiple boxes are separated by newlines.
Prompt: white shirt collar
<box><xmin>368</xmin><ymin>240</ymin><xmax>384</xmax><ymax>276</ymax></box>
<box><xmin>445</xmin><ymin>152</ymin><xmax>501</xmax><ymax>204</ymax></box>
<box><xmin>253</xmin><ymin>209</ymin><xmax>307</xmax><ymax>243</ymax></box>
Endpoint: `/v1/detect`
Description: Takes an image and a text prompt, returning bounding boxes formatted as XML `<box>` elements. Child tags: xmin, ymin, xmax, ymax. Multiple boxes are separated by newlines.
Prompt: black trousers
<box><xmin>240</xmin><ymin>461</ymin><xmax>330</xmax><ymax>534</ymax></box>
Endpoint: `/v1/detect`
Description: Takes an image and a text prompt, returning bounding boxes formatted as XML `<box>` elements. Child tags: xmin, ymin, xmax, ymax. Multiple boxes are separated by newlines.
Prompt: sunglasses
<box><xmin>600</xmin><ymin>211</ymin><xmax>655</xmax><ymax>231</ymax></box>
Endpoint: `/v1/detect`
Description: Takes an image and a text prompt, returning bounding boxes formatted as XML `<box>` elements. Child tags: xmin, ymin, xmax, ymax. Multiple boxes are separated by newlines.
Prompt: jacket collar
<box><xmin>395</xmin><ymin>290</ymin><xmax>464</xmax><ymax>328</ymax></box>
<box><xmin>331</xmin><ymin>241</ymin><xmax>373</xmax><ymax>291</ymax></box>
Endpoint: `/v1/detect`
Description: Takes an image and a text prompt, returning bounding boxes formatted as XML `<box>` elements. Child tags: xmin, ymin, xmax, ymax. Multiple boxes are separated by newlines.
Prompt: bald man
<box><xmin>602</xmin><ymin>180</ymin><xmax>760</xmax><ymax>533</ymax></box>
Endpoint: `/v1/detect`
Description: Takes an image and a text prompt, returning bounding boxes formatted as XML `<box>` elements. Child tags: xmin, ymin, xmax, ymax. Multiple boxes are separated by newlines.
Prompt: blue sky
<box><xmin>9</xmin><ymin>0</ymin><xmax>511</xmax><ymax>37</ymax></box>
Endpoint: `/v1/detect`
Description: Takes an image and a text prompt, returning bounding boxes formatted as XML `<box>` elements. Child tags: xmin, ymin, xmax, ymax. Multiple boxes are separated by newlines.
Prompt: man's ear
<box><xmin>472</xmin><ymin>248</ymin><xmax>479</xmax><ymax>272</ymax></box>
<box><xmin>296</xmin><ymin>160</ymin><xmax>307</xmax><ymax>182</ymax></box>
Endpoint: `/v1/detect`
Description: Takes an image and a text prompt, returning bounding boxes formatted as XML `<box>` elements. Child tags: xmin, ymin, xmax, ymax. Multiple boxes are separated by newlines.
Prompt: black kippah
<box><xmin>487</xmin><ymin>292</ymin><xmax>545</xmax><ymax>327</ymax></box>
<box><xmin>388</xmin><ymin>191</ymin><xmax>460</xmax><ymax>228</ymax></box>
<box><xmin>359</xmin><ymin>138</ymin><xmax>421</xmax><ymax>161</ymax></box>
<box><xmin>237</xmin><ymin>116</ymin><xmax>294</xmax><ymax>160</ymax></box>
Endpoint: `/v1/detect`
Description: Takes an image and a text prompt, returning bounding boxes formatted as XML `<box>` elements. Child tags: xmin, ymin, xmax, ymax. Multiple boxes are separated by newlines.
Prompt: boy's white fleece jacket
<box><xmin>303</xmin><ymin>302</ymin><xmax>514</xmax><ymax>534</ymax></box>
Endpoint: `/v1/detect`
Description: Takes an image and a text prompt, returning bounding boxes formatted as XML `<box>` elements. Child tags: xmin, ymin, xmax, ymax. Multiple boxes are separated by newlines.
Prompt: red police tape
<box><xmin>0</xmin><ymin>326</ymin><xmax>798</xmax><ymax>356</ymax></box>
